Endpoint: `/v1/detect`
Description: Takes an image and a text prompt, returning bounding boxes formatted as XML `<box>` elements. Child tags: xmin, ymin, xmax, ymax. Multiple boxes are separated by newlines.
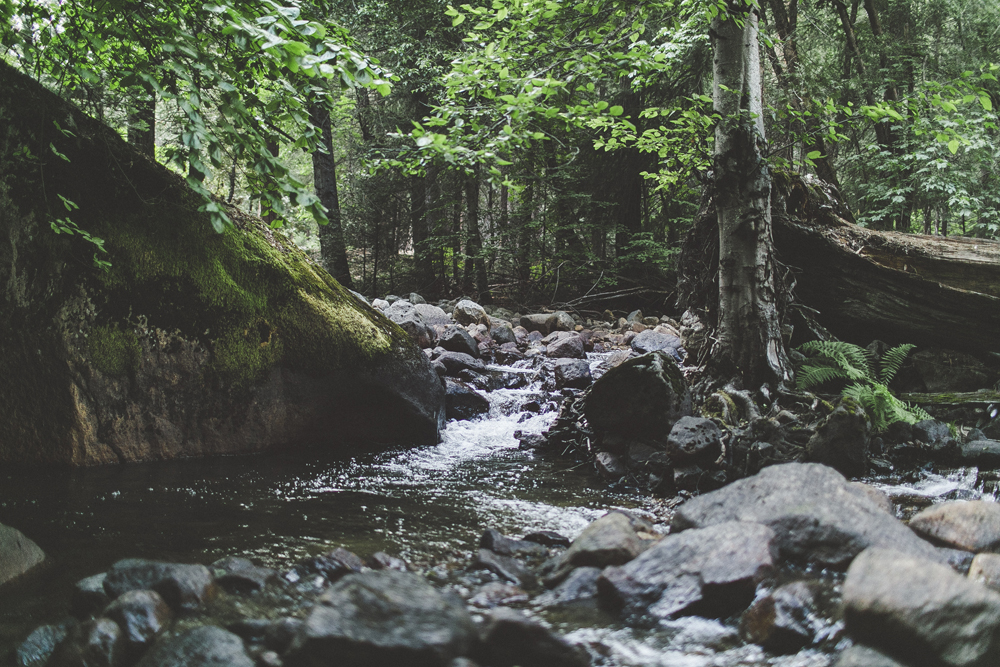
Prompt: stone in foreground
<box><xmin>285</xmin><ymin>570</ymin><xmax>476</xmax><ymax>667</ymax></box>
<box><xmin>843</xmin><ymin>548</ymin><xmax>1000</xmax><ymax>667</ymax></box>
<box><xmin>672</xmin><ymin>463</ymin><xmax>943</xmax><ymax>567</ymax></box>
<box><xmin>475</xmin><ymin>608</ymin><xmax>590</xmax><ymax>667</ymax></box>
<box><xmin>598</xmin><ymin>521</ymin><xmax>775</xmax><ymax>623</ymax></box>
<box><xmin>908</xmin><ymin>500</ymin><xmax>1000</xmax><ymax>553</ymax></box>
<box><xmin>544</xmin><ymin>512</ymin><xmax>646</xmax><ymax>586</ymax></box>
<box><xmin>103</xmin><ymin>559</ymin><xmax>215</xmax><ymax>612</ymax></box>
<box><xmin>0</xmin><ymin>523</ymin><xmax>45</xmax><ymax>587</ymax></box>
<box><xmin>135</xmin><ymin>626</ymin><xmax>255</xmax><ymax>667</ymax></box>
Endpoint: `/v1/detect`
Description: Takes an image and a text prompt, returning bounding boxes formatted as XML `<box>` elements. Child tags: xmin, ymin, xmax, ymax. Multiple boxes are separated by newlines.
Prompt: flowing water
<box><xmin>0</xmin><ymin>356</ymin><xmax>989</xmax><ymax>665</ymax></box>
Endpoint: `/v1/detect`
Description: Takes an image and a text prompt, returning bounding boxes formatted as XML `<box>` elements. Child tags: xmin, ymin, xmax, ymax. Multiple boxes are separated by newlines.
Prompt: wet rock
<box><xmin>385</xmin><ymin>300</ymin><xmax>437</xmax><ymax>349</ymax></box>
<box><xmin>366</xmin><ymin>552</ymin><xmax>408</xmax><ymax>572</ymax></box>
<box><xmin>489</xmin><ymin>324</ymin><xmax>516</xmax><ymax>346</ymax></box>
<box><xmin>49</xmin><ymin>618</ymin><xmax>124</xmax><ymax>667</ymax></box>
<box><xmin>227</xmin><ymin>618</ymin><xmax>272</xmax><ymax>642</ymax></box>
<box><xmin>833</xmin><ymin>645</ymin><xmax>908</xmax><ymax>667</ymax></box>
<box><xmin>960</xmin><ymin>440</ymin><xmax>1000</xmax><ymax>467</ymax></box>
<box><xmin>740</xmin><ymin>581</ymin><xmax>819</xmax><ymax>653</ymax></box>
<box><xmin>476</xmin><ymin>608</ymin><xmax>589</xmax><ymax>667</ymax></box>
<box><xmin>439</xmin><ymin>326</ymin><xmax>481</xmax><ymax>358</ymax></box>
<box><xmin>480</xmin><ymin>529</ymin><xmax>546</xmax><ymax>558</ymax></box>
<box><xmin>969</xmin><ymin>553</ymin><xmax>1000</xmax><ymax>591</ymax></box>
<box><xmin>415</xmin><ymin>303</ymin><xmax>453</xmax><ymax>327</ymax></box>
<box><xmin>594</xmin><ymin>452</ymin><xmax>626</xmax><ymax>481</ymax></box>
<box><xmin>516</xmin><ymin>433</ymin><xmax>546</xmax><ymax>450</ymax></box>
<box><xmin>844</xmin><ymin>548</ymin><xmax>1000</xmax><ymax>667</ymax></box>
<box><xmin>847</xmin><ymin>482</ymin><xmax>893</xmax><ymax>515</ymax></box>
<box><xmin>909</xmin><ymin>500</ymin><xmax>1000</xmax><ymax>553</ymax></box>
<box><xmin>494</xmin><ymin>343</ymin><xmax>523</xmax><ymax>365</ymax></box>
<box><xmin>598</xmin><ymin>521</ymin><xmax>775</xmax><ymax>623</ymax></box>
<box><xmin>103</xmin><ymin>559</ymin><xmax>216</xmax><ymax>612</ymax></box>
<box><xmin>534</xmin><ymin>567</ymin><xmax>601</xmax><ymax>610</ymax></box>
<box><xmin>102</xmin><ymin>589</ymin><xmax>172</xmax><ymax>660</ymax></box>
<box><xmin>454</xmin><ymin>300</ymin><xmax>490</xmax><ymax>327</ymax></box>
<box><xmin>585</xmin><ymin>351</ymin><xmax>691</xmax><ymax>443</ymax></box>
<box><xmin>673</xmin><ymin>465</ymin><xmax>705</xmax><ymax>492</ymax></box>
<box><xmin>468</xmin><ymin>582</ymin><xmax>528</xmax><ymax>609</ymax></box>
<box><xmin>626</xmin><ymin>443</ymin><xmax>670</xmax><ymax>474</ymax></box>
<box><xmin>16</xmin><ymin>620</ymin><xmax>75</xmax><ymax>667</ymax></box>
<box><xmin>472</xmin><ymin>549</ymin><xmax>535</xmax><ymax>587</ymax></box>
<box><xmin>913</xmin><ymin>419</ymin><xmax>952</xmax><ymax>445</ymax></box>
<box><xmin>285</xmin><ymin>570</ymin><xmax>477</xmax><ymax>667</ymax></box>
<box><xmin>211</xmin><ymin>556</ymin><xmax>277</xmax><ymax>593</ymax></box>
<box><xmin>266</xmin><ymin>618</ymin><xmax>303</xmax><ymax>653</ymax></box>
<box><xmin>0</xmin><ymin>523</ymin><xmax>45</xmax><ymax>586</ymax></box>
<box><xmin>71</xmin><ymin>573</ymin><xmax>109</xmax><ymax>618</ymax></box>
<box><xmin>519</xmin><ymin>313</ymin><xmax>562</xmax><ymax>336</ymax></box>
<box><xmin>545</xmin><ymin>334</ymin><xmax>586</xmax><ymax>360</ymax></box>
<box><xmin>630</xmin><ymin>330</ymin><xmax>684</xmax><ymax>362</ymax></box>
<box><xmin>310</xmin><ymin>548</ymin><xmax>364</xmax><ymax>583</ymax></box>
<box><xmin>553</xmin><ymin>359</ymin><xmax>592</xmax><ymax>389</ymax></box>
<box><xmin>135</xmin><ymin>626</ymin><xmax>255</xmax><ymax>667</ymax></box>
<box><xmin>939</xmin><ymin>546</ymin><xmax>976</xmax><ymax>574</ymax></box>
<box><xmin>257</xmin><ymin>650</ymin><xmax>283</xmax><ymax>667</ymax></box>
<box><xmin>445</xmin><ymin>380</ymin><xmax>491</xmax><ymax>421</ymax></box>
<box><xmin>437</xmin><ymin>351</ymin><xmax>487</xmax><ymax>376</ymax></box>
<box><xmin>672</xmin><ymin>463</ymin><xmax>944</xmax><ymax>567</ymax></box>
<box><xmin>545</xmin><ymin>512</ymin><xmax>646</xmax><ymax>586</ymax></box>
<box><xmin>667</xmin><ymin>416</ymin><xmax>722</xmax><ymax>465</ymax></box>
<box><xmin>523</xmin><ymin>531</ymin><xmax>571</xmax><ymax>548</ymax></box>
<box><xmin>805</xmin><ymin>400</ymin><xmax>871</xmax><ymax>477</ymax></box>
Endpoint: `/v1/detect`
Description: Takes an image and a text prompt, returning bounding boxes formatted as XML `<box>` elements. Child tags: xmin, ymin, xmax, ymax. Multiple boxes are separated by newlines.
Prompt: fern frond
<box><xmin>796</xmin><ymin>341</ymin><xmax>874</xmax><ymax>389</ymax></box>
<box><xmin>879</xmin><ymin>344</ymin><xmax>916</xmax><ymax>384</ymax></box>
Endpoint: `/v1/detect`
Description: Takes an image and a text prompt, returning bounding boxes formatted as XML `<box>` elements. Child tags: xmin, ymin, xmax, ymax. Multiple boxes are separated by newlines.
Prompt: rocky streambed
<box><xmin>5</xmin><ymin>297</ymin><xmax>1000</xmax><ymax>667</ymax></box>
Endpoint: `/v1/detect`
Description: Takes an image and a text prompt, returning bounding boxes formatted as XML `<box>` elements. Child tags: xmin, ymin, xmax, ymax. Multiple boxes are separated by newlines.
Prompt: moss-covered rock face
<box><xmin>0</xmin><ymin>62</ymin><xmax>444</xmax><ymax>465</ymax></box>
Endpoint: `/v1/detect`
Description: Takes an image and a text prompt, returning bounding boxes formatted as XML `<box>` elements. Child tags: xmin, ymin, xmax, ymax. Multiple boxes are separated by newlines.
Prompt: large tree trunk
<box><xmin>310</xmin><ymin>103</ymin><xmax>353</xmax><ymax>289</ymax></box>
<box><xmin>771</xmin><ymin>174</ymin><xmax>1000</xmax><ymax>355</ymax></box>
<box><xmin>709</xmin><ymin>5</ymin><xmax>793</xmax><ymax>389</ymax></box>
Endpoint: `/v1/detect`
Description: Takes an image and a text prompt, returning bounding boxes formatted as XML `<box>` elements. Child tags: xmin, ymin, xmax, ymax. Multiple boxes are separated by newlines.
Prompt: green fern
<box><xmin>796</xmin><ymin>341</ymin><xmax>928</xmax><ymax>432</ymax></box>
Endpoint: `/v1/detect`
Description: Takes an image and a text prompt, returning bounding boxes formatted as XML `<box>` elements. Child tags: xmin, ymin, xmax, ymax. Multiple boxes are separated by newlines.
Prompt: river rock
<box><xmin>671</xmin><ymin>463</ymin><xmax>944</xmax><ymax>567</ymax></box>
<box><xmin>545</xmin><ymin>333</ymin><xmax>586</xmax><ymax>359</ymax></box>
<box><xmin>544</xmin><ymin>512</ymin><xmax>646</xmax><ymax>586</ymax></box>
<box><xmin>630</xmin><ymin>330</ymin><xmax>685</xmax><ymax>362</ymax></box>
<box><xmin>844</xmin><ymin>548</ymin><xmax>1000</xmax><ymax>667</ymax></box>
<box><xmin>454</xmin><ymin>300</ymin><xmax>490</xmax><ymax>327</ymax></box>
<box><xmin>534</xmin><ymin>567</ymin><xmax>601</xmax><ymax>610</ymax></box>
<box><xmin>740</xmin><ymin>580</ymin><xmax>819</xmax><ymax>653</ymax></box>
<box><xmin>480</xmin><ymin>529</ymin><xmax>547</xmax><ymax>557</ymax></box>
<box><xmin>913</xmin><ymin>419</ymin><xmax>952</xmax><ymax>445</ymax></box>
<box><xmin>476</xmin><ymin>608</ymin><xmax>590</xmax><ymax>667</ymax></box>
<box><xmin>667</xmin><ymin>416</ymin><xmax>722</xmax><ymax>464</ymax></box>
<box><xmin>385</xmin><ymin>300</ymin><xmax>437</xmax><ymax>349</ymax></box>
<box><xmin>0</xmin><ymin>63</ymin><xmax>445</xmax><ymax>465</ymax></box>
<box><xmin>445</xmin><ymin>379</ymin><xmax>490</xmax><ymax>421</ymax></box>
<box><xmin>135</xmin><ymin>626</ymin><xmax>255</xmax><ymax>667</ymax></box>
<box><xmin>523</xmin><ymin>531</ymin><xmax>571</xmax><ymax>548</ymax></box>
<box><xmin>210</xmin><ymin>556</ymin><xmax>276</xmax><ymax>593</ymax></box>
<box><xmin>594</xmin><ymin>452</ymin><xmax>626</xmax><ymax>480</ymax></box>
<box><xmin>72</xmin><ymin>573</ymin><xmax>109</xmax><ymax>618</ymax></box>
<box><xmin>960</xmin><ymin>440</ymin><xmax>1000</xmax><ymax>467</ymax></box>
<box><xmin>439</xmin><ymin>326</ymin><xmax>480</xmax><ymax>358</ymax></box>
<box><xmin>371</xmin><ymin>298</ymin><xmax>389</xmax><ymax>310</ymax></box>
<box><xmin>805</xmin><ymin>400</ymin><xmax>871</xmax><ymax>477</ymax></box>
<box><xmin>489</xmin><ymin>323</ymin><xmax>516</xmax><ymax>345</ymax></box>
<box><xmin>285</xmin><ymin>570</ymin><xmax>477</xmax><ymax>667</ymax></box>
<box><xmin>553</xmin><ymin>359</ymin><xmax>592</xmax><ymax>389</ymax></box>
<box><xmin>49</xmin><ymin>618</ymin><xmax>124</xmax><ymax>667</ymax></box>
<box><xmin>519</xmin><ymin>313</ymin><xmax>573</xmax><ymax>335</ymax></box>
<box><xmin>16</xmin><ymin>621</ymin><xmax>75</xmax><ymax>667</ymax></box>
<box><xmin>309</xmin><ymin>547</ymin><xmax>364</xmax><ymax>582</ymax></box>
<box><xmin>437</xmin><ymin>351</ymin><xmax>487</xmax><ymax>376</ymax></box>
<box><xmin>0</xmin><ymin>523</ymin><xmax>45</xmax><ymax>586</ymax></box>
<box><xmin>366</xmin><ymin>552</ymin><xmax>409</xmax><ymax>572</ymax></box>
<box><xmin>472</xmin><ymin>549</ymin><xmax>535</xmax><ymax>587</ymax></box>
<box><xmin>832</xmin><ymin>645</ymin><xmax>909</xmax><ymax>667</ymax></box>
<box><xmin>598</xmin><ymin>521</ymin><xmax>775</xmax><ymax>623</ymax></box>
<box><xmin>102</xmin><ymin>589</ymin><xmax>172</xmax><ymax>660</ymax></box>
<box><xmin>584</xmin><ymin>351</ymin><xmax>691</xmax><ymax>443</ymax></box>
<box><xmin>103</xmin><ymin>559</ymin><xmax>216</xmax><ymax>612</ymax></box>
<box><xmin>968</xmin><ymin>553</ymin><xmax>1000</xmax><ymax>591</ymax></box>
<box><xmin>414</xmin><ymin>303</ymin><xmax>453</xmax><ymax>327</ymax></box>
<box><xmin>908</xmin><ymin>500</ymin><xmax>1000</xmax><ymax>553</ymax></box>
<box><xmin>904</xmin><ymin>348</ymin><xmax>999</xmax><ymax>393</ymax></box>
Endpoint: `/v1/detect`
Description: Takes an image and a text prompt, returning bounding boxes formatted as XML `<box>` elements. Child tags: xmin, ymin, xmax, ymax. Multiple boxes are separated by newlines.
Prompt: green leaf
<box><xmin>452</xmin><ymin>13</ymin><xmax>465</xmax><ymax>26</ymax></box>
<box><xmin>981</xmin><ymin>95</ymin><xmax>993</xmax><ymax>112</ymax></box>
<box><xmin>806</xmin><ymin>150</ymin><xmax>822</xmax><ymax>160</ymax></box>
<box><xmin>948</xmin><ymin>139</ymin><xmax>960</xmax><ymax>154</ymax></box>
<box><xmin>608</xmin><ymin>105</ymin><xmax>623</xmax><ymax>116</ymax></box>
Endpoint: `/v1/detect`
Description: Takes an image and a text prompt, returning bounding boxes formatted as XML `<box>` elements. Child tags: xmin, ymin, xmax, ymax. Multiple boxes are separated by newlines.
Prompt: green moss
<box><xmin>210</xmin><ymin>320</ymin><xmax>283</xmax><ymax>391</ymax></box>
<box><xmin>89</xmin><ymin>325</ymin><xmax>141</xmax><ymax>377</ymax></box>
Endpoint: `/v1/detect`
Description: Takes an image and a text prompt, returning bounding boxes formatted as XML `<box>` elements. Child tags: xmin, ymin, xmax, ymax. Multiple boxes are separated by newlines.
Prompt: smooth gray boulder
<box><xmin>544</xmin><ymin>512</ymin><xmax>646</xmax><ymax>586</ymax></box>
<box><xmin>135</xmin><ymin>626</ymin><xmax>255</xmax><ymax>667</ymax></box>
<box><xmin>584</xmin><ymin>351</ymin><xmax>691</xmax><ymax>443</ymax></box>
<box><xmin>909</xmin><ymin>500</ymin><xmax>1000</xmax><ymax>553</ymax></box>
<box><xmin>667</xmin><ymin>416</ymin><xmax>722</xmax><ymax>465</ymax></box>
<box><xmin>833</xmin><ymin>645</ymin><xmax>908</xmax><ymax>667</ymax></box>
<box><xmin>598</xmin><ymin>521</ymin><xmax>775</xmax><ymax>623</ymax></box>
<box><xmin>519</xmin><ymin>312</ymin><xmax>574</xmax><ymax>335</ymax></box>
<box><xmin>438</xmin><ymin>326</ymin><xmax>480</xmax><ymax>358</ymax></box>
<box><xmin>103</xmin><ymin>559</ymin><xmax>216</xmax><ymax>612</ymax></box>
<box><xmin>961</xmin><ymin>440</ymin><xmax>1000</xmax><ymax>467</ymax></box>
<box><xmin>740</xmin><ymin>580</ymin><xmax>820</xmax><ymax>653</ymax></box>
<box><xmin>476</xmin><ymin>608</ymin><xmax>590</xmax><ymax>667</ymax></box>
<box><xmin>805</xmin><ymin>401</ymin><xmax>871</xmax><ymax>477</ymax></box>
<box><xmin>453</xmin><ymin>300</ymin><xmax>490</xmax><ymax>327</ymax></box>
<box><xmin>630</xmin><ymin>330</ymin><xmax>685</xmax><ymax>362</ymax></box>
<box><xmin>436</xmin><ymin>351</ymin><xmax>486</xmax><ymax>376</ymax></box>
<box><xmin>844</xmin><ymin>548</ymin><xmax>1000</xmax><ymax>667</ymax></box>
<box><xmin>545</xmin><ymin>332</ymin><xmax>586</xmax><ymax>359</ymax></box>
<box><xmin>0</xmin><ymin>523</ymin><xmax>44</xmax><ymax>587</ymax></box>
<box><xmin>414</xmin><ymin>303</ymin><xmax>453</xmax><ymax>327</ymax></box>
<box><xmin>285</xmin><ymin>570</ymin><xmax>477</xmax><ymax>667</ymax></box>
<box><xmin>102</xmin><ymin>589</ymin><xmax>172</xmax><ymax>660</ymax></box>
<box><xmin>553</xmin><ymin>359</ymin><xmax>592</xmax><ymax>389</ymax></box>
<box><xmin>671</xmin><ymin>463</ymin><xmax>944</xmax><ymax>567</ymax></box>
<box><xmin>445</xmin><ymin>379</ymin><xmax>490</xmax><ymax>421</ymax></box>
<box><xmin>385</xmin><ymin>300</ymin><xmax>437</xmax><ymax>349</ymax></box>
<box><xmin>210</xmin><ymin>556</ymin><xmax>276</xmax><ymax>593</ymax></box>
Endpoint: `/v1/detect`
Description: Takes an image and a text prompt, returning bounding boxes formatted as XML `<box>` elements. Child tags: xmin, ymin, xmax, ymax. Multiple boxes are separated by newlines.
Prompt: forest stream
<box><xmin>2</xmin><ymin>353</ymin><xmax>992</xmax><ymax>667</ymax></box>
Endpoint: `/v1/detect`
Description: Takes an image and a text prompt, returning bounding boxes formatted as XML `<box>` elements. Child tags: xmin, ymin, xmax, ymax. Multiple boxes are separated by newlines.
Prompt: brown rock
<box><xmin>909</xmin><ymin>500</ymin><xmax>1000</xmax><ymax>553</ymax></box>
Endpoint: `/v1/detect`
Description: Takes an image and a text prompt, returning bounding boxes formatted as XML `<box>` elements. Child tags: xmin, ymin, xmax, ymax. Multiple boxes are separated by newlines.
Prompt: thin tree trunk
<box><xmin>310</xmin><ymin>103</ymin><xmax>353</xmax><ymax>289</ymax></box>
<box><xmin>711</xmin><ymin>5</ymin><xmax>793</xmax><ymax>388</ymax></box>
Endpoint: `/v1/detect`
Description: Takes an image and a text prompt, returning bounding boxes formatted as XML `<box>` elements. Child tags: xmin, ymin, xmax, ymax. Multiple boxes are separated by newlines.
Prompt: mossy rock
<box><xmin>0</xmin><ymin>62</ymin><xmax>444</xmax><ymax>465</ymax></box>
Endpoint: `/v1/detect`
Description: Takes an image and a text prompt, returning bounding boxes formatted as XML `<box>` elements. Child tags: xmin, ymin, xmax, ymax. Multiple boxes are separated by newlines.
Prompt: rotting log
<box><xmin>679</xmin><ymin>173</ymin><xmax>1000</xmax><ymax>361</ymax></box>
<box><xmin>771</xmin><ymin>173</ymin><xmax>1000</xmax><ymax>356</ymax></box>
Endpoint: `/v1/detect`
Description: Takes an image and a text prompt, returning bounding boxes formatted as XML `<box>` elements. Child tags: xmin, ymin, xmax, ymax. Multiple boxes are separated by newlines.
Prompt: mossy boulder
<box><xmin>0</xmin><ymin>61</ymin><xmax>444</xmax><ymax>465</ymax></box>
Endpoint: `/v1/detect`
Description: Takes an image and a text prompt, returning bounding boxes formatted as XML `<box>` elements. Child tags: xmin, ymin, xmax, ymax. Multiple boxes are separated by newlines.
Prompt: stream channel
<box><xmin>0</xmin><ymin>353</ymin><xmax>988</xmax><ymax>666</ymax></box>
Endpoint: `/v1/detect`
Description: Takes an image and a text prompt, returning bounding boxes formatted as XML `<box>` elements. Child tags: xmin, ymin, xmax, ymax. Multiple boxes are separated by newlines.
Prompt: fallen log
<box><xmin>678</xmin><ymin>173</ymin><xmax>1000</xmax><ymax>360</ymax></box>
<box><xmin>772</xmin><ymin>174</ymin><xmax>1000</xmax><ymax>356</ymax></box>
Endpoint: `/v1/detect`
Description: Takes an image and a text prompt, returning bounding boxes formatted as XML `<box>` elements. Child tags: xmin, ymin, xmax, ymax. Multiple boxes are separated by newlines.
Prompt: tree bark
<box><xmin>310</xmin><ymin>103</ymin><xmax>353</xmax><ymax>289</ymax></box>
<box><xmin>710</xmin><ymin>5</ymin><xmax>793</xmax><ymax>389</ymax></box>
